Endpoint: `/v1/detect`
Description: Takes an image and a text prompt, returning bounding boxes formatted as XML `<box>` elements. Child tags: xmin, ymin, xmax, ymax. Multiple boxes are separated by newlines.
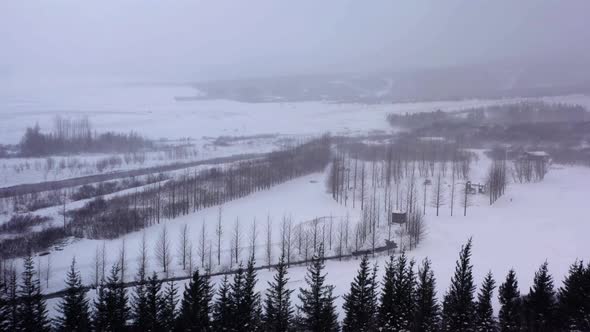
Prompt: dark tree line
<box><xmin>2</xmin><ymin>239</ymin><xmax>589</xmax><ymax>331</ymax></box>
<box><xmin>19</xmin><ymin>116</ymin><xmax>153</xmax><ymax>157</ymax></box>
<box><xmin>387</xmin><ymin>102</ymin><xmax>589</xmax><ymax>131</ymax></box>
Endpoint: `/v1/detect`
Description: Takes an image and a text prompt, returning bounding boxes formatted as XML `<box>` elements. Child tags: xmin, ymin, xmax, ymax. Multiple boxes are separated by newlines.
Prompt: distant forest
<box><xmin>19</xmin><ymin>116</ymin><xmax>152</xmax><ymax>156</ymax></box>
<box><xmin>387</xmin><ymin>102</ymin><xmax>590</xmax><ymax>165</ymax></box>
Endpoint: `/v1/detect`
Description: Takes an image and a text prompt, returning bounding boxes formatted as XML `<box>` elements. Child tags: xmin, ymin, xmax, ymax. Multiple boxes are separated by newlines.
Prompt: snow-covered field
<box><xmin>2</xmin><ymin>78</ymin><xmax>590</xmax><ymax>319</ymax></box>
<box><xmin>37</xmin><ymin>158</ymin><xmax>590</xmax><ymax>317</ymax></box>
<box><xmin>3</xmin><ymin>77</ymin><xmax>590</xmax><ymax>144</ymax></box>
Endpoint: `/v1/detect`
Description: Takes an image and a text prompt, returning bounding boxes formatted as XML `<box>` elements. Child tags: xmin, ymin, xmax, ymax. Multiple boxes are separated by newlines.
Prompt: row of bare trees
<box><xmin>66</xmin><ymin>136</ymin><xmax>330</xmax><ymax>240</ymax></box>
<box><xmin>488</xmin><ymin>160</ymin><xmax>508</xmax><ymax>205</ymax></box>
<box><xmin>513</xmin><ymin>158</ymin><xmax>549</xmax><ymax>183</ymax></box>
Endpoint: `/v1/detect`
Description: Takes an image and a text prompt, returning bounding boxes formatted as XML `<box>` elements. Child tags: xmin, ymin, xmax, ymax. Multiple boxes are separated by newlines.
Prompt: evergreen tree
<box><xmin>0</xmin><ymin>274</ymin><xmax>8</xmax><ymax>331</ymax></box>
<box><xmin>4</xmin><ymin>269</ymin><xmax>19</xmax><ymax>331</ymax></box>
<box><xmin>243</xmin><ymin>257</ymin><xmax>263</xmax><ymax>331</ymax></box>
<box><xmin>498</xmin><ymin>270</ymin><xmax>521</xmax><ymax>332</ymax></box>
<box><xmin>213</xmin><ymin>275</ymin><xmax>232</xmax><ymax>331</ymax></box>
<box><xmin>144</xmin><ymin>272</ymin><xmax>163</xmax><ymax>332</ymax></box>
<box><xmin>177</xmin><ymin>269</ymin><xmax>213</xmax><ymax>331</ymax></box>
<box><xmin>263</xmin><ymin>255</ymin><xmax>294</xmax><ymax>332</ymax></box>
<box><xmin>414</xmin><ymin>258</ymin><xmax>440</xmax><ymax>332</ymax></box>
<box><xmin>94</xmin><ymin>264</ymin><xmax>129</xmax><ymax>331</ymax></box>
<box><xmin>523</xmin><ymin>262</ymin><xmax>556</xmax><ymax>332</ymax></box>
<box><xmin>56</xmin><ymin>258</ymin><xmax>91</xmax><ymax>331</ymax></box>
<box><xmin>378</xmin><ymin>252</ymin><xmax>415</xmax><ymax>331</ymax></box>
<box><xmin>131</xmin><ymin>261</ymin><xmax>149</xmax><ymax>331</ymax></box>
<box><xmin>93</xmin><ymin>279</ymin><xmax>109</xmax><ymax>331</ymax></box>
<box><xmin>297</xmin><ymin>246</ymin><xmax>339</xmax><ymax>332</ymax></box>
<box><xmin>342</xmin><ymin>255</ymin><xmax>377</xmax><ymax>332</ymax></box>
<box><xmin>17</xmin><ymin>255</ymin><xmax>50</xmax><ymax>332</ymax></box>
<box><xmin>159</xmin><ymin>280</ymin><xmax>178</xmax><ymax>332</ymax></box>
<box><xmin>558</xmin><ymin>261</ymin><xmax>590</xmax><ymax>331</ymax></box>
<box><xmin>442</xmin><ymin>239</ymin><xmax>476</xmax><ymax>332</ymax></box>
<box><xmin>474</xmin><ymin>272</ymin><xmax>496</xmax><ymax>332</ymax></box>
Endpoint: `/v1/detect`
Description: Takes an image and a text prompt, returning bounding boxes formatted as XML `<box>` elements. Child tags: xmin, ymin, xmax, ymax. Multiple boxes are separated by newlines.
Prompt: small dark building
<box><xmin>391</xmin><ymin>210</ymin><xmax>407</xmax><ymax>224</ymax></box>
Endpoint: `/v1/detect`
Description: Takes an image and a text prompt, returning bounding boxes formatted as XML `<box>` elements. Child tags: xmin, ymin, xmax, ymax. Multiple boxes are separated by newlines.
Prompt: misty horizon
<box><xmin>2</xmin><ymin>0</ymin><xmax>590</xmax><ymax>82</ymax></box>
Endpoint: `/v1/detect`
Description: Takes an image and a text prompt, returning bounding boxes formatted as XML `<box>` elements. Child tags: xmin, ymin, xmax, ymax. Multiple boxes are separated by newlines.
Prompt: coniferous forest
<box><xmin>1</xmin><ymin>239</ymin><xmax>589</xmax><ymax>331</ymax></box>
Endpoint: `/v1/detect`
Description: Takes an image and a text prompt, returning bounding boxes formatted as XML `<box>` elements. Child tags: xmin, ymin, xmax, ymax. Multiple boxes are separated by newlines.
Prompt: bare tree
<box><xmin>62</xmin><ymin>190</ymin><xmax>67</xmax><ymax>229</ymax></box>
<box><xmin>101</xmin><ymin>242</ymin><xmax>107</xmax><ymax>282</ymax></box>
<box><xmin>44</xmin><ymin>254</ymin><xmax>51</xmax><ymax>289</ymax></box>
<box><xmin>450</xmin><ymin>169</ymin><xmax>456</xmax><ymax>216</ymax></box>
<box><xmin>344</xmin><ymin>212</ymin><xmax>350</xmax><ymax>251</ymax></box>
<box><xmin>408</xmin><ymin>212</ymin><xmax>426</xmax><ymax>249</ymax></box>
<box><xmin>285</xmin><ymin>216</ymin><xmax>292</xmax><ymax>266</ymax></box>
<box><xmin>216</xmin><ymin>206</ymin><xmax>223</xmax><ymax>266</ymax></box>
<box><xmin>187</xmin><ymin>241</ymin><xmax>194</xmax><ymax>276</ymax></box>
<box><xmin>328</xmin><ymin>214</ymin><xmax>334</xmax><ymax>251</ymax></box>
<box><xmin>265</xmin><ymin>215</ymin><xmax>272</xmax><ymax>269</ymax></box>
<box><xmin>92</xmin><ymin>245</ymin><xmax>102</xmax><ymax>285</ymax></box>
<box><xmin>138</xmin><ymin>231</ymin><xmax>148</xmax><ymax>276</ymax></box>
<box><xmin>249</xmin><ymin>218</ymin><xmax>258</xmax><ymax>259</ymax></box>
<box><xmin>430</xmin><ymin>172</ymin><xmax>446</xmax><ymax>216</ymax></box>
<box><xmin>311</xmin><ymin>218</ymin><xmax>319</xmax><ymax>251</ymax></box>
<box><xmin>461</xmin><ymin>181</ymin><xmax>472</xmax><ymax>217</ymax></box>
<box><xmin>280</xmin><ymin>216</ymin><xmax>288</xmax><ymax>258</ymax></box>
<box><xmin>232</xmin><ymin>217</ymin><xmax>241</xmax><ymax>265</ymax></box>
<box><xmin>200</xmin><ymin>220</ymin><xmax>207</xmax><ymax>267</ymax></box>
<box><xmin>156</xmin><ymin>225</ymin><xmax>171</xmax><ymax>276</ymax></box>
<box><xmin>178</xmin><ymin>224</ymin><xmax>189</xmax><ymax>270</ymax></box>
<box><xmin>119</xmin><ymin>239</ymin><xmax>127</xmax><ymax>282</ymax></box>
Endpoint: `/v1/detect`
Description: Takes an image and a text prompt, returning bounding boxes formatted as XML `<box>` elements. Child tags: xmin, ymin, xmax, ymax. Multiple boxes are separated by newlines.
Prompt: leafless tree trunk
<box><xmin>187</xmin><ymin>242</ymin><xmax>194</xmax><ymax>276</ymax></box>
<box><xmin>328</xmin><ymin>215</ymin><xmax>333</xmax><ymax>251</ymax></box>
<box><xmin>200</xmin><ymin>220</ymin><xmax>207</xmax><ymax>267</ymax></box>
<box><xmin>280</xmin><ymin>216</ymin><xmax>287</xmax><ymax>258</ymax></box>
<box><xmin>216</xmin><ymin>206</ymin><xmax>223</xmax><ymax>266</ymax></box>
<box><xmin>119</xmin><ymin>239</ymin><xmax>127</xmax><ymax>282</ymax></box>
<box><xmin>232</xmin><ymin>217</ymin><xmax>241</xmax><ymax>265</ymax></box>
<box><xmin>430</xmin><ymin>172</ymin><xmax>445</xmax><ymax>216</ymax></box>
<box><xmin>92</xmin><ymin>245</ymin><xmax>102</xmax><ymax>285</ymax></box>
<box><xmin>179</xmin><ymin>224</ymin><xmax>189</xmax><ymax>270</ymax></box>
<box><xmin>285</xmin><ymin>216</ymin><xmax>292</xmax><ymax>266</ymax></box>
<box><xmin>62</xmin><ymin>190</ymin><xmax>67</xmax><ymax>229</ymax></box>
<box><xmin>344</xmin><ymin>212</ymin><xmax>350</xmax><ymax>251</ymax></box>
<box><xmin>101</xmin><ymin>242</ymin><xmax>107</xmax><ymax>282</ymax></box>
<box><xmin>450</xmin><ymin>169</ymin><xmax>456</xmax><ymax>216</ymax></box>
<box><xmin>265</xmin><ymin>215</ymin><xmax>272</xmax><ymax>269</ymax></box>
<box><xmin>138</xmin><ymin>231</ymin><xmax>148</xmax><ymax>276</ymax></box>
<box><xmin>45</xmin><ymin>254</ymin><xmax>51</xmax><ymax>289</ymax></box>
<box><xmin>250</xmin><ymin>218</ymin><xmax>258</xmax><ymax>259</ymax></box>
<box><xmin>156</xmin><ymin>225</ymin><xmax>171</xmax><ymax>276</ymax></box>
<box><xmin>312</xmin><ymin>218</ymin><xmax>319</xmax><ymax>252</ymax></box>
<box><xmin>462</xmin><ymin>182</ymin><xmax>471</xmax><ymax>216</ymax></box>
<box><xmin>360</xmin><ymin>163</ymin><xmax>366</xmax><ymax>210</ymax></box>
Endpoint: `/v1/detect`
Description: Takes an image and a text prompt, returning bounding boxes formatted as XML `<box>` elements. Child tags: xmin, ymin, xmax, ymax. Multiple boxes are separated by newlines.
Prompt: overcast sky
<box><xmin>1</xmin><ymin>0</ymin><xmax>589</xmax><ymax>81</ymax></box>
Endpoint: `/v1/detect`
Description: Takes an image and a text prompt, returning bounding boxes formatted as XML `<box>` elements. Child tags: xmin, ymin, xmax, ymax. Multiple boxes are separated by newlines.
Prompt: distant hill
<box><xmin>181</xmin><ymin>61</ymin><xmax>590</xmax><ymax>103</ymax></box>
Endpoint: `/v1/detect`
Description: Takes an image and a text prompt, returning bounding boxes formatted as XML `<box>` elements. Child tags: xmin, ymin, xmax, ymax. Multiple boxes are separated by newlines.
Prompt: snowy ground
<box><xmin>29</xmin><ymin>159</ymin><xmax>590</xmax><ymax>318</ymax></box>
<box><xmin>0</xmin><ymin>135</ymin><xmax>287</xmax><ymax>187</ymax></box>
<box><xmin>2</xmin><ymin>77</ymin><xmax>590</xmax><ymax>144</ymax></box>
<box><xmin>2</xmin><ymin>79</ymin><xmax>590</xmax><ymax>319</ymax></box>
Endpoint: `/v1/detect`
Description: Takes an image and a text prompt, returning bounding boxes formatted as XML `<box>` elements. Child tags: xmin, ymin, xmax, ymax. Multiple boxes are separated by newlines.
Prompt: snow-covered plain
<box><xmin>2</xmin><ymin>79</ymin><xmax>590</xmax><ymax>319</ymax></box>
<box><xmin>38</xmin><ymin>160</ymin><xmax>590</xmax><ymax>317</ymax></box>
<box><xmin>3</xmin><ymin>77</ymin><xmax>590</xmax><ymax>144</ymax></box>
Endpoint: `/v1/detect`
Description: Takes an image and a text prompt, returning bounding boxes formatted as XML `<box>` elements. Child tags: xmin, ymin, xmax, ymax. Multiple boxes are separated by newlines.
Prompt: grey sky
<box><xmin>1</xmin><ymin>0</ymin><xmax>589</xmax><ymax>81</ymax></box>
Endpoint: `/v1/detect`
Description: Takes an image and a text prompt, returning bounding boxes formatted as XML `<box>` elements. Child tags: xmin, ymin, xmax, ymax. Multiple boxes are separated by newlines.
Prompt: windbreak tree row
<box><xmin>67</xmin><ymin>136</ymin><xmax>331</xmax><ymax>240</ymax></box>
